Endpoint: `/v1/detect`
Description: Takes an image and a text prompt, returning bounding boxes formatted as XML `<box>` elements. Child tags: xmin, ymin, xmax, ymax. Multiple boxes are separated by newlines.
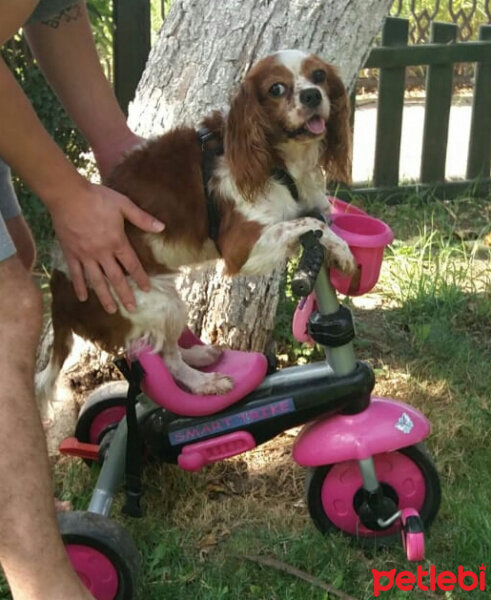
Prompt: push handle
<box><xmin>291</xmin><ymin>230</ymin><xmax>325</xmax><ymax>297</ymax></box>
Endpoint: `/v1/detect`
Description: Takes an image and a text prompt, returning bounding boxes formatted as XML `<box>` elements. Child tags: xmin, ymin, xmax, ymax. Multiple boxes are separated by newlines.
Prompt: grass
<box><xmin>1</xmin><ymin>195</ymin><xmax>490</xmax><ymax>599</ymax></box>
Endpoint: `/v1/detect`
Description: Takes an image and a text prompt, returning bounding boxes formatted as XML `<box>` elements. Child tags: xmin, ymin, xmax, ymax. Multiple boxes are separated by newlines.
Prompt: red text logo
<box><xmin>372</xmin><ymin>565</ymin><xmax>486</xmax><ymax>596</ymax></box>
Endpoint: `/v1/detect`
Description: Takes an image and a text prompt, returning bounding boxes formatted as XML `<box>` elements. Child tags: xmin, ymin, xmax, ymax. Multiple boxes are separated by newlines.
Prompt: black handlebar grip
<box><xmin>291</xmin><ymin>230</ymin><xmax>325</xmax><ymax>297</ymax></box>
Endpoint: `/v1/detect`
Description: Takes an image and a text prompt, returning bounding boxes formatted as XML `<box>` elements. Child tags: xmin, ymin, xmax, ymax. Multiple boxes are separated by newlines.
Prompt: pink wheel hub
<box><xmin>321</xmin><ymin>452</ymin><xmax>426</xmax><ymax>537</ymax></box>
<box><xmin>66</xmin><ymin>544</ymin><xmax>119</xmax><ymax>600</ymax></box>
<box><xmin>89</xmin><ymin>407</ymin><xmax>126</xmax><ymax>444</ymax></box>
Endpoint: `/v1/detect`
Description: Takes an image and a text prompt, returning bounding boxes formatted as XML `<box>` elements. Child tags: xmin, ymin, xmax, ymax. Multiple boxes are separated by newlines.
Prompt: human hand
<box><xmin>49</xmin><ymin>181</ymin><xmax>164</xmax><ymax>313</ymax></box>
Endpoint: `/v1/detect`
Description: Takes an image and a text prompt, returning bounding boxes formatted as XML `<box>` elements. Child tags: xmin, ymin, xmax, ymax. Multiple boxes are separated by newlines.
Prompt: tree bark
<box><xmin>128</xmin><ymin>0</ymin><xmax>392</xmax><ymax>352</ymax></box>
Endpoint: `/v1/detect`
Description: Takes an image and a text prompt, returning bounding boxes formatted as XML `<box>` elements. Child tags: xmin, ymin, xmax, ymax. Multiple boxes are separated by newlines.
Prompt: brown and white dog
<box><xmin>38</xmin><ymin>49</ymin><xmax>356</xmax><ymax>399</ymax></box>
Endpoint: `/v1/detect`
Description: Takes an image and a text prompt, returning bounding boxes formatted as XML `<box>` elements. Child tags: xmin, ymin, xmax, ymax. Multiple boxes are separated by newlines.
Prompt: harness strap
<box><xmin>198</xmin><ymin>129</ymin><xmax>301</xmax><ymax>244</ymax></box>
<box><xmin>197</xmin><ymin>127</ymin><xmax>223</xmax><ymax>243</ymax></box>
<box><xmin>271</xmin><ymin>167</ymin><xmax>300</xmax><ymax>202</ymax></box>
<box><xmin>114</xmin><ymin>357</ymin><xmax>145</xmax><ymax>518</ymax></box>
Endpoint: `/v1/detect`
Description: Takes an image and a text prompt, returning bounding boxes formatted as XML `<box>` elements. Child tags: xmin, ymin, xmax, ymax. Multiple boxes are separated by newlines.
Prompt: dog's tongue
<box><xmin>306</xmin><ymin>116</ymin><xmax>326</xmax><ymax>135</ymax></box>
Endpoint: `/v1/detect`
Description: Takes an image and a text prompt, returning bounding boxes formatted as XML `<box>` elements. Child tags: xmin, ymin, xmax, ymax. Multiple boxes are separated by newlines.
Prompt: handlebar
<box><xmin>291</xmin><ymin>230</ymin><xmax>325</xmax><ymax>297</ymax></box>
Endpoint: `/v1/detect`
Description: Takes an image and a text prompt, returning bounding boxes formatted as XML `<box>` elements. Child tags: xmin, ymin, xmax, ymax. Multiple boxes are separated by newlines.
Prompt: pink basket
<box><xmin>327</xmin><ymin>196</ymin><xmax>367</xmax><ymax>217</ymax></box>
<box><xmin>329</xmin><ymin>214</ymin><xmax>393</xmax><ymax>296</ymax></box>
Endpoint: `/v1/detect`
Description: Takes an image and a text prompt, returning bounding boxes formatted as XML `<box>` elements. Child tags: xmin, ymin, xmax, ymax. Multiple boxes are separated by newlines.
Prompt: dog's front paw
<box><xmin>328</xmin><ymin>238</ymin><xmax>357</xmax><ymax>276</ymax></box>
<box><xmin>194</xmin><ymin>372</ymin><xmax>234</xmax><ymax>396</ymax></box>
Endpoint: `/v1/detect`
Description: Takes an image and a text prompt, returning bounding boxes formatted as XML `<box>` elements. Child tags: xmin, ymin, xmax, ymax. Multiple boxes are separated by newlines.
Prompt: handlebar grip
<box><xmin>291</xmin><ymin>230</ymin><xmax>325</xmax><ymax>297</ymax></box>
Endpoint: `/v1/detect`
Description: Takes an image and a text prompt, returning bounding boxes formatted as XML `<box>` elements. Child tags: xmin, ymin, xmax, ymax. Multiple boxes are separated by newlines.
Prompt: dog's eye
<box><xmin>312</xmin><ymin>69</ymin><xmax>326</xmax><ymax>84</ymax></box>
<box><xmin>269</xmin><ymin>83</ymin><xmax>287</xmax><ymax>97</ymax></box>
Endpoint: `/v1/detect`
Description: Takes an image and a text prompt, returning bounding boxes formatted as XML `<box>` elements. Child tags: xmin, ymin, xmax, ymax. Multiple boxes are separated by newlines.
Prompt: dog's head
<box><xmin>225</xmin><ymin>49</ymin><xmax>352</xmax><ymax>200</ymax></box>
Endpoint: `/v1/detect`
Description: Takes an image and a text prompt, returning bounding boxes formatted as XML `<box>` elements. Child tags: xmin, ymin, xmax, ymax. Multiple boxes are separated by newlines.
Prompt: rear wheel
<box><xmin>75</xmin><ymin>382</ymin><xmax>128</xmax><ymax>458</ymax></box>
<box><xmin>58</xmin><ymin>511</ymin><xmax>140</xmax><ymax>600</ymax></box>
<box><xmin>305</xmin><ymin>444</ymin><xmax>441</xmax><ymax>546</ymax></box>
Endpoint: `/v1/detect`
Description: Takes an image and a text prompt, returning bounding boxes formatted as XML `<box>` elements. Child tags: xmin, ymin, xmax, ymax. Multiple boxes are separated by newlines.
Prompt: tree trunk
<box><xmin>128</xmin><ymin>0</ymin><xmax>392</xmax><ymax>351</ymax></box>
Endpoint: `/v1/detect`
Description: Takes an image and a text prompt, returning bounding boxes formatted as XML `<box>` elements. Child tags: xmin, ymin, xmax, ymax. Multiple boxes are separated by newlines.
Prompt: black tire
<box><xmin>75</xmin><ymin>381</ymin><xmax>129</xmax><ymax>445</ymax></box>
<box><xmin>305</xmin><ymin>443</ymin><xmax>441</xmax><ymax>546</ymax></box>
<box><xmin>58</xmin><ymin>511</ymin><xmax>140</xmax><ymax>600</ymax></box>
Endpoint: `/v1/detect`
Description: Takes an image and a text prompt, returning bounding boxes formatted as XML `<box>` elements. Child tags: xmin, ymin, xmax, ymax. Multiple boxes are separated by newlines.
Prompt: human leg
<box><xmin>2</xmin><ymin>160</ymin><xmax>50</xmax><ymax>427</ymax></box>
<box><xmin>0</xmin><ymin>256</ymin><xmax>93</xmax><ymax>600</ymax></box>
<box><xmin>0</xmin><ymin>165</ymin><xmax>92</xmax><ymax>599</ymax></box>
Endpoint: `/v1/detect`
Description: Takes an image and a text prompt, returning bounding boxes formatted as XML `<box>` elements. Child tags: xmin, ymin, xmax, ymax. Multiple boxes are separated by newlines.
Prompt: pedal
<box><xmin>400</xmin><ymin>508</ymin><xmax>425</xmax><ymax>562</ymax></box>
<box><xmin>59</xmin><ymin>437</ymin><xmax>100</xmax><ymax>461</ymax></box>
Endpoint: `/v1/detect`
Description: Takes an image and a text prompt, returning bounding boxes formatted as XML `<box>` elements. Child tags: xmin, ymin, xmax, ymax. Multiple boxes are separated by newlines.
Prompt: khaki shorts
<box><xmin>0</xmin><ymin>159</ymin><xmax>21</xmax><ymax>262</ymax></box>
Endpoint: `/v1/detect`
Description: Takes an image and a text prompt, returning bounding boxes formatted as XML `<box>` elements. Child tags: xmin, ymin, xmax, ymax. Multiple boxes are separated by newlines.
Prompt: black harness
<box><xmin>197</xmin><ymin>127</ymin><xmax>223</xmax><ymax>243</ymax></box>
<box><xmin>197</xmin><ymin>128</ymin><xmax>300</xmax><ymax>243</ymax></box>
<box><xmin>270</xmin><ymin>167</ymin><xmax>300</xmax><ymax>202</ymax></box>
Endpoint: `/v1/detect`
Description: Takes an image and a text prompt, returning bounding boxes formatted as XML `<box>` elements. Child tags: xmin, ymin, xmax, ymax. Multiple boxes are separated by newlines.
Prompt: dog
<box><xmin>38</xmin><ymin>49</ymin><xmax>356</xmax><ymax>399</ymax></box>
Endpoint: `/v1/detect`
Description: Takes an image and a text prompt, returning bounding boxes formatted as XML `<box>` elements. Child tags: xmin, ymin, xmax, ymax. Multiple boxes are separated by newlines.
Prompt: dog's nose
<box><xmin>299</xmin><ymin>88</ymin><xmax>322</xmax><ymax>108</ymax></box>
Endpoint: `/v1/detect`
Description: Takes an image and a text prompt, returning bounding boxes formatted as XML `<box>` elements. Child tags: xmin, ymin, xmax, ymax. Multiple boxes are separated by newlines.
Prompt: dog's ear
<box><xmin>225</xmin><ymin>79</ymin><xmax>275</xmax><ymax>201</ymax></box>
<box><xmin>322</xmin><ymin>65</ymin><xmax>352</xmax><ymax>186</ymax></box>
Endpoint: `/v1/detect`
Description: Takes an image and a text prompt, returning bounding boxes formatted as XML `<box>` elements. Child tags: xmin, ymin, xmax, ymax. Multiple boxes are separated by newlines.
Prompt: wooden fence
<box><xmin>112</xmin><ymin>5</ymin><xmax>491</xmax><ymax>201</ymax></box>
<box><xmin>343</xmin><ymin>16</ymin><xmax>491</xmax><ymax>202</ymax></box>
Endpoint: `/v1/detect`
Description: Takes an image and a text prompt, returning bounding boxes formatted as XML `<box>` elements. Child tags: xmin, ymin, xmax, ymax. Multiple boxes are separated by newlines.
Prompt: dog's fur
<box><xmin>37</xmin><ymin>49</ymin><xmax>356</xmax><ymax>399</ymax></box>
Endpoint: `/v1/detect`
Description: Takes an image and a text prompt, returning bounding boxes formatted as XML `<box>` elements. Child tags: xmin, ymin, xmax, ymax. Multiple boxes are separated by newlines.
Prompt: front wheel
<box><xmin>305</xmin><ymin>444</ymin><xmax>441</xmax><ymax>545</ymax></box>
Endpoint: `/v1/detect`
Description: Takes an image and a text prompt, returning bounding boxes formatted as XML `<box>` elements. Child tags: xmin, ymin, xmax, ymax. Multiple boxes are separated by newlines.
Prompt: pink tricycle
<box><xmin>58</xmin><ymin>199</ymin><xmax>441</xmax><ymax>600</ymax></box>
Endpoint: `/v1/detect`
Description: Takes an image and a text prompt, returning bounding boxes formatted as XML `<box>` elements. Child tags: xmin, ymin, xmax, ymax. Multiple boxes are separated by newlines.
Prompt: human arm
<box><xmin>23</xmin><ymin>1</ymin><xmax>138</xmax><ymax>179</ymax></box>
<box><xmin>0</xmin><ymin>56</ymin><xmax>163</xmax><ymax>312</ymax></box>
<box><xmin>0</xmin><ymin>1</ymin><xmax>164</xmax><ymax>312</ymax></box>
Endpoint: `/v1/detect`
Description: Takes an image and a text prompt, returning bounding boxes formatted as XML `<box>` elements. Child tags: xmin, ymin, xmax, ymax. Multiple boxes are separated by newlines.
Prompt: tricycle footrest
<box><xmin>178</xmin><ymin>431</ymin><xmax>256</xmax><ymax>471</ymax></box>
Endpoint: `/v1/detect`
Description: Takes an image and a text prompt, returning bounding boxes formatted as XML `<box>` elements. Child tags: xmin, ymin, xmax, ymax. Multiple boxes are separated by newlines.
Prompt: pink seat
<box><xmin>130</xmin><ymin>330</ymin><xmax>268</xmax><ymax>417</ymax></box>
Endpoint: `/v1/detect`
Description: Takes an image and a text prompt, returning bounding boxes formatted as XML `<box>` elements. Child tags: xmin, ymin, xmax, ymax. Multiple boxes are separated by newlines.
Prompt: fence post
<box><xmin>420</xmin><ymin>22</ymin><xmax>458</xmax><ymax>183</ymax></box>
<box><xmin>373</xmin><ymin>17</ymin><xmax>409</xmax><ymax>188</ymax></box>
<box><xmin>113</xmin><ymin>0</ymin><xmax>151</xmax><ymax>115</ymax></box>
<box><xmin>466</xmin><ymin>24</ymin><xmax>491</xmax><ymax>179</ymax></box>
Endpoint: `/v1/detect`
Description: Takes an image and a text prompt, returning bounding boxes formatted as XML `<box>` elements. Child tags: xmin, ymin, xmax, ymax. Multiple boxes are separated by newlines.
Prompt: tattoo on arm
<box><xmin>41</xmin><ymin>3</ymin><xmax>82</xmax><ymax>28</ymax></box>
